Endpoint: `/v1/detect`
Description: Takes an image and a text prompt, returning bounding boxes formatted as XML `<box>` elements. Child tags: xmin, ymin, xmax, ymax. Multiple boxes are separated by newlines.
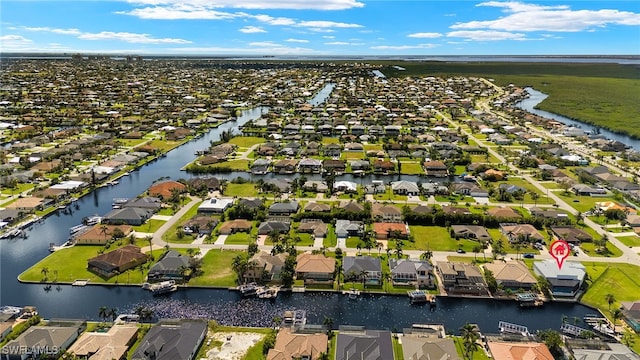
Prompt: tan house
<box><xmin>68</xmin><ymin>324</ymin><xmax>138</xmax><ymax>360</ymax></box>
<box><xmin>87</xmin><ymin>245</ymin><xmax>148</xmax><ymax>278</ymax></box>
<box><xmin>74</xmin><ymin>225</ymin><xmax>133</xmax><ymax>245</ymax></box>
<box><xmin>245</xmin><ymin>251</ymin><xmax>288</xmax><ymax>283</ymax></box>
<box><xmin>483</xmin><ymin>260</ymin><xmax>537</xmax><ymax>290</ymax></box>
<box><xmin>295</xmin><ymin>253</ymin><xmax>335</xmax><ymax>285</ymax></box>
<box><xmin>267</xmin><ymin>328</ymin><xmax>328</xmax><ymax>360</ymax></box>
<box><xmin>6</xmin><ymin>197</ymin><xmax>48</xmax><ymax>212</ymax></box>
<box><xmin>487</xmin><ymin>207</ymin><xmax>521</xmax><ymax>219</ymax></box>
<box><xmin>371</xmin><ymin>203</ymin><xmax>403</xmax><ymax>222</ymax></box>
<box><xmin>488</xmin><ymin>341</ymin><xmax>554</xmax><ymax>360</ymax></box>
<box><xmin>402</xmin><ymin>336</ymin><xmax>461</xmax><ymax>360</ymax></box>
<box><xmin>437</xmin><ymin>262</ymin><xmax>489</xmax><ymax>296</ymax></box>
<box><xmin>500</xmin><ymin>223</ymin><xmax>544</xmax><ymax>243</ymax></box>
<box><xmin>218</xmin><ymin>219</ymin><xmax>253</xmax><ymax>235</ymax></box>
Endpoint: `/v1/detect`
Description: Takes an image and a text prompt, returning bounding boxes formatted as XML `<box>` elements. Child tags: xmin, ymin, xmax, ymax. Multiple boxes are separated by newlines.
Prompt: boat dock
<box><xmin>72</xmin><ymin>279</ymin><xmax>90</xmax><ymax>286</ymax></box>
<box><xmin>560</xmin><ymin>323</ymin><xmax>591</xmax><ymax>337</ymax></box>
<box><xmin>499</xmin><ymin>321</ymin><xmax>531</xmax><ymax>336</ymax></box>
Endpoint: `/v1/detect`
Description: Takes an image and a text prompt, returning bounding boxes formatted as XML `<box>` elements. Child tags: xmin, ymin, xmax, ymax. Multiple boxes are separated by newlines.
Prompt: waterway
<box><xmin>0</xmin><ymin>85</ymin><xmax>596</xmax><ymax>333</ymax></box>
<box><xmin>515</xmin><ymin>87</ymin><xmax>640</xmax><ymax>151</ymax></box>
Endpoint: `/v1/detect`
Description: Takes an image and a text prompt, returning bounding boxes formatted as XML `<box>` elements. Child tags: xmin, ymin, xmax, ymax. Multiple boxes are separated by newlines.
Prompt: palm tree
<box><xmin>323</xmin><ymin>316</ymin><xmax>334</xmax><ymax>335</ymax></box>
<box><xmin>605</xmin><ymin>293</ymin><xmax>615</xmax><ymax>311</ymax></box>
<box><xmin>460</xmin><ymin>323</ymin><xmax>479</xmax><ymax>360</ymax></box>
<box><xmin>272</xmin><ymin>316</ymin><xmax>282</xmax><ymax>329</ymax></box>
<box><xmin>98</xmin><ymin>306</ymin><xmax>109</xmax><ymax>323</ymax></box>
<box><xmin>109</xmin><ymin>307</ymin><xmax>118</xmax><ymax>322</ymax></box>
<box><xmin>359</xmin><ymin>269</ymin><xmax>368</xmax><ymax>289</ymax></box>
<box><xmin>52</xmin><ymin>269</ymin><xmax>58</xmax><ymax>283</ymax></box>
<box><xmin>40</xmin><ymin>267</ymin><xmax>49</xmax><ymax>281</ymax></box>
<box><xmin>146</xmin><ymin>235</ymin><xmax>153</xmax><ymax>252</ymax></box>
<box><xmin>472</xmin><ymin>245</ymin><xmax>482</xmax><ymax>262</ymax></box>
<box><xmin>100</xmin><ymin>224</ymin><xmax>109</xmax><ymax>243</ymax></box>
<box><xmin>420</xmin><ymin>250</ymin><xmax>433</xmax><ymax>263</ymax></box>
<box><xmin>612</xmin><ymin>309</ymin><xmax>622</xmax><ymax>328</ymax></box>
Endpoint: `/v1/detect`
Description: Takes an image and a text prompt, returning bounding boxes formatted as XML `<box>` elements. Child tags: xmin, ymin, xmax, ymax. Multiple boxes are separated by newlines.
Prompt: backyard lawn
<box><xmin>581</xmin><ymin>263</ymin><xmax>640</xmax><ymax>315</ymax></box>
<box><xmin>400</xmin><ymin>162</ymin><xmax>425</xmax><ymax>175</ymax></box>
<box><xmin>187</xmin><ymin>249</ymin><xmax>240</xmax><ymax>287</ymax></box>
<box><xmin>228</xmin><ymin>136</ymin><xmax>265</xmax><ymax>148</ymax></box>
<box><xmin>224</xmin><ymin>232</ymin><xmax>255</xmax><ymax>245</ymax></box>
<box><xmin>224</xmin><ymin>183</ymin><xmax>258</xmax><ymax>197</ymax></box>
<box><xmin>206</xmin><ymin>159</ymin><xmax>250</xmax><ymax>171</ymax></box>
<box><xmin>408</xmin><ymin>226</ymin><xmax>479</xmax><ymax>252</ymax></box>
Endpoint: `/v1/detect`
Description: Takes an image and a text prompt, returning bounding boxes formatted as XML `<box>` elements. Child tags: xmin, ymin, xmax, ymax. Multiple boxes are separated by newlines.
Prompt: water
<box><xmin>0</xmin><ymin>84</ymin><xmax>595</xmax><ymax>331</ymax></box>
<box><xmin>308</xmin><ymin>83</ymin><xmax>335</xmax><ymax>106</ymax></box>
<box><xmin>515</xmin><ymin>87</ymin><xmax>640</xmax><ymax>151</ymax></box>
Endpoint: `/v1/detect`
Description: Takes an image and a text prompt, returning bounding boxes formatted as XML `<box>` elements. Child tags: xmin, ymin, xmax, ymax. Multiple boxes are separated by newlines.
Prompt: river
<box><xmin>515</xmin><ymin>87</ymin><xmax>640</xmax><ymax>151</ymax></box>
<box><xmin>0</xmin><ymin>85</ymin><xmax>595</xmax><ymax>333</ymax></box>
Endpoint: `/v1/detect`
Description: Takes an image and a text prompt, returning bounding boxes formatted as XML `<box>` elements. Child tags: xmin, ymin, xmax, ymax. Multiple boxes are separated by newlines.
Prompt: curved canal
<box><xmin>0</xmin><ymin>96</ymin><xmax>598</xmax><ymax>333</ymax></box>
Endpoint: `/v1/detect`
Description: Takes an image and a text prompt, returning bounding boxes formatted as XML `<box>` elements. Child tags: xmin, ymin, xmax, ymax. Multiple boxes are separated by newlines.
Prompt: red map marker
<box><xmin>549</xmin><ymin>239</ymin><xmax>570</xmax><ymax>269</ymax></box>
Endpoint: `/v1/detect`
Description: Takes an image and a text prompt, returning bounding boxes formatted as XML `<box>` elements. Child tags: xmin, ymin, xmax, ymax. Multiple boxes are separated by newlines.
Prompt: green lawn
<box><xmin>399</xmin><ymin>162</ymin><xmax>424</xmax><ymax>175</ymax></box>
<box><xmin>579</xmin><ymin>241</ymin><xmax>623</xmax><ymax>258</ymax></box>
<box><xmin>341</xmin><ymin>152</ymin><xmax>365</xmax><ymax>160</ymax></box>
<box><xmin>132</xmin><ymin>219</ymin><xmax>166</xmax><ymax>233</ymax></box>
<box><xmin>162</xmin><ymin>201</ymin><xmax>204</xmax><ymax>243</ymax></box>
<box><xmin>187</xmin><ymin>249</ymin><xmax>240</xmax><ymax>287</ymax></box>
<box><xmin>556</xmin><ymin>193</ymin><xmax>616</xmax><ymax>213</ymax></box>
<box><xmin>581</xmin><ymin>263</ymin><xmax>640</xmax><ymax>319</ymax></box>
<box><xmin>228</xmin><ymin>136</ymin><xmax>265</xmax><ymax>147</ymax></box>
<box><xmin>117</xmin><ymin>138</ymin><xmax>147</xmax><ymax>147</ymax></box>
<box><xmin>322</xmin><ymin>137</ymin><xmax>339</xmax><ymax>144</ymax></box>
<box><xmin>223</xmin><ymin>183</ymin><xmax>258</xmax><ymax>197</ymax></box>
<box><xmin>324</xmin><ymin>224</ymin><xmax>337</xmax><ymax>248</ymax></box>
<box><xmin>617</xmin><ymin>235</ymin><xmax>640</xmax><ymax>248</ymax></box>
<box><xmin>1</xmin><ymin>183</ymin><xmax>35</xmax><ymax>195</ymax></box>
<box><xmin>224</xmin><ymin>232</ymin><xmax>255</xmax><ymax>245</ymax></box>
<box><xmin>408</xmin><ymin>226</ymin><xmax>479</xmax><ymax>252</ymax></box>
<box><xmin>206</xmin><ymin>159</ymin><xmax>250</xmax><ymax>171</ymax></box>
<box><xmin>374</xmin><ymin>189</ymin><xmax>407</xmax><ymax>201</ymax></box>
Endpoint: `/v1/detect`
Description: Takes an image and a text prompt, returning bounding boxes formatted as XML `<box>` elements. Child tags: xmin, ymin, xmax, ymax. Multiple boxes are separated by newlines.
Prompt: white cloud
<box><xmin>452</xmin><ymin>1</ymin><xmax>640</xmax><ymax>32</ymax></box>
<box><xmin>78</xmin><ymin>31</ymin><xmax>192</xmax><ymax>44</ymax></box>
<box><xmin>323</xmin><ymin>35</ymin><xmax>335</xmax><ymax>39</ymax></box>
<box><xmin>125</xmin><ymin>0</ymin><xmax>364</xmax><ymax>10</ymax></box>
<box><xmin>0</xmin><ymin>35</ymin><xmax>33</xmax><ymax>50</ymax></box>
<box><xmin>20</xmin><ymin>26</ymin><xmax>81</xmax><ymax>35</ymax></box>
<box><xmin>296</xmin><ymin>20</ymin><xmax>362</xmax><ymax>28</ymax></box>
<box><xmin>447</xmin><ymin>30</ymin><xmax>527</xmax><ymax>41</ymax></box>
<box><xmin>239</xmin><ymin>26</ymin><xmax>266</xmax><ymax>33</ymax></box>
<box><xmin>117</xmin><ymin>4</ymin><xmax>240</xmax><ymax>20</ymax></box>
<box><xmin>324</xmin><ymin>41</ymin><xmax>350</xmax><ymax>45</ymax></box>
<box><xmin>249</xmin><ymin>41</ymin><xmax>282</xmax><ymax>47</ymax></box>
<box><xmin>285</xmin><ymin>38</ymin><xmax>309</xmax><ymax>43</ymax></box>
<box><xmin>407</xmin><ymin>32</ymin><xmax>442</xmax><ymax>39</ymax></box>
<box><xmin>370</xmin><ymin>43</ymin><xmax>438</xmax><ymax>50</ymax></box>
<box><xmin>253</xmin><ymin>14</ymin><xmax>296</xmax><ymax>26</ymax></box>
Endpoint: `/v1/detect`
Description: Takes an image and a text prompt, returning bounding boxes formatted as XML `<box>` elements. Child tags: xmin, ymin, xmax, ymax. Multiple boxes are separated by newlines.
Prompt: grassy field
<box><xmin>132</xmin><ymin>219</ymin><xmax>166</xmax><ymax>233</ymax></box>
<box><xmin>399</xmin><ymin>162</ymin><xmax>425</xmax><ymax>175</ymax></box>
<box><xmin>228</xmin><ymin>136</ymin><xmax>265</xmax><ymax>147</ymax></box>
<box><xmin>581</xmin><ymin>262</ymin><xmax>640</xmax><ymax>316</ymax></box>
<box><xmin>617</xmin><ymin>235</ymin><xmax>640</xmax><ymax>248</ymax></box>
<box><xmin>224</xmin><ymin>183</ymin><xmax>258</xmax><ymax>197</ymax></box>
<box><xmin>187</xmin><ymin>249</ymin><xmax>239</xmax><ymax>287</ymax></box>
<box><xmin>408</xmin><ymin>226</ymin><xmax>478</xmax><ymax>252</ymax></box>
<box><xmin>206</xmin><ymin>159</ymin><xmax>250</xmax><ymax>171</ymax></box>
<box><xmin>224</xmin><ymin>232</ymin><xmax>255</xmax><ymax>245</ymax></box>
<box><xmin>381</xmin><ymin>61</ymin><xmax>640</xmax><ymax>138</ymax></box>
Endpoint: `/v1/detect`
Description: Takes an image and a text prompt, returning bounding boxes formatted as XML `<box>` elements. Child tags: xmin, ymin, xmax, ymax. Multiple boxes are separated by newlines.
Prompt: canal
<box><xmin>0</xmin><ymin>86</ymin><xmax>597</xmax><ymax>333</ymax></box>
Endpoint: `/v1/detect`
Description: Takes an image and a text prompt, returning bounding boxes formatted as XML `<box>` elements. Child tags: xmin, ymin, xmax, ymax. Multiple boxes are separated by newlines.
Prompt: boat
<box><xmin>144</xmin><ymin>280</ymin><xmax>178</xmax><ymax>296</ymax></box>
<box><xmin>408</xmin><ymin>290</ymin><xmax>436</xmax><ymax>306</ymax></box>
<box><xmin>112</xmin><ymin>198</ymin><xmax>129</xmax><ymax>209</ymax></box>
<box><xmin>0</xmin><ymin>306</ymin><xmax>22</xmax><ymax>316</ymax></box>
<box><xmin>238</xmin><ymin>282</ymin><xmax>259</xmax><ymax>297</ymax></box>
<box><xmin>83</xmin><ymin>215</ymin><xmax>102</xmax><ymax>226</ymax></box>
<box><xmin>257</xmin><ymin>286</ymin><xmax>279</xmax><ymax>299</ymax></box>
<box><xmin>343</xmin><ymin>288</ymin><xmax>361</xmax><ymax>299</ymax></box>
<box><xmin>516</xmin><ymin>293</ymin><xmax>544</xmax><ymax>308</ymax></box>
<box><xmin>69</xmin><ymin>224</ymin><xmax>88</xmax><ymax>234</ymax></box>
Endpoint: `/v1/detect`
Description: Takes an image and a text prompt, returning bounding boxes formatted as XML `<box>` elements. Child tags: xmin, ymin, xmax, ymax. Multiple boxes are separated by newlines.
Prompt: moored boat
<box><xmin>143</xmin><ymin>280</ymin><xmax>178</xmax><ymax>296</ymax></box>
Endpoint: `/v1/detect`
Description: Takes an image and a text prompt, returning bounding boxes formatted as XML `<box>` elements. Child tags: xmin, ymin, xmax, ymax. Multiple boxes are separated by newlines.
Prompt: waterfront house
<box><xmin>258</xmin><ymin>220</ymin><xmax>290</xmax><ymax>235</ymax></box>
<box><xmin>450</xmin><ymin>225</ymin><xmax>491</xmax><ymax>242</ymax></box>
<box><xmin>298</xmin><ymin>158</ymin><xmax>323</xmax><ymax>174</ymax></box>
<box><xmin>335</xmin><ymin>220</ymin><xmax>364</xmax><ymax>238</ymax></box>
<box><xmin>2</xmin><ymin>323</ymin><xmax>84</xmax><ymax>360</ymax></box>
<box><xmin>389</xmin><ymin>258</ymin><xmax>435</xmax><ymax>288</ymax></box>
<box><xmin>88</xmin><ymin>245</ymin><xmax>148</xmax><ymax>278</ymax></box>
<box><xmin>423</xmin><ymin>161</ymin><xmax>448</xmax><ymax>177</ymax></box>
<box><xmin>373</xmin><ymin>160</ymin><xmax>395</xmax><ymax>174</ymax></box>
<box><xmin>273</xmin><ymin>159</ymin><xmax>298</xmax><ymax>174</ymax></box>
<box><xmin>5</xmin><ymin>197</ymin><xmax>48</xmax><ymax>212</ymax></box>
<box><xmin>268</xmin><ymin>201</ymin><xmax>299</xmax><ymax>216</ymax></box>
<box><xmin>122</xmin><ymin>196</ymin><xmax>163</xmax><ymax>211</ymax></box>
<box><xmin>74</xmin><ymin>225</ymin><xmax>133</xmax><ymax>245</ymax></box>
<box><xmin>197</xmin><ymin>197</ymin><xmax>234</xmax><ymax>213</ymax></box>
<box><xmin>391</xmin><ymin>180</ymin><xmax>420</xmax><ymax>196</ymax></box>
<box><xmin>147</xmin><ymin>250</ymin><xmax>191</xmax><ymax>282</ymax></box>
<box><xmin>251</xmin><ymin>159</ymin><xmax>271</xmax><ymax>175</ymax></box>
<box><xmin>483</xmin><ymin>260</ymin><xmax>537</xmax><ymax>290</ymax></box>
<box><xmin>333</xmin><ymin>181</ymin><xmax>358</xmax><ymax>193</ymax></box>
<box><xmin>500</xmin><ymin>223</ymin><xmax>544</xmax><ymax>243</ymax></box>
<box><xmin>343</xmin><ymin>256</ymin><xmax>382</xmax><ymax>285</ymax></box>
<box><xmin>266</xmin><ymin>328</ymin><xmax>328</xmax><ymax>360</ymax></box>
<box><xmin>572</xmin><ymin>343</ymin><xmax>640</xmax><ymax>360</ymax></box>
<box><xmin>350</xmin><ymin>160</ymin><xmax>371</xmax><ymax>172</ymax></box>
<box><xmin>68</xmin><ymin>324</ymin><xmax>138</xmax><ymax>360</ymax></box>
<box><xmin>295</xmin><ymin>252</ymin><xmax>336</xmax><ymax>285</ymax></box>
<box><xmin>266</xmin><ymin>179</ymin><xmax>292</xmax><ymax>193</ymax></box>
<box><xmin>132</xmin><ymin>319</ymin><xmax>207</xmax><ymax>360</ymax></box>
<box><xmin>147</xmin><ymin>180</ymin><xmax>186</xmax><ymax>200</ymax></box>
<box><xmin>533</xmin><ymin>260</ymin><xmax>586</xmax><ymax>297</ymax></box>
<box><xmin>487</xmin><ymin>341</ymin><xmax>553</xmax><ymax>360</ymax></box>
<box><xmin>218</xmin><ymin>219</ymin><xmax>253</xmax><ymax>235</ymax></box>
<box><xmin>437</xmin><ymin>262</ymin><xmax>488</xmax><ymax>296</ymax></box>
<box><xmin>335</xmin><ymin>330</ymin><xmax>393</xmax><ymax>360</ymax></box>
<box><xmin>322</xmin><ymin>159</ymin><xmax>346</xmax><ymax>174</ymax></box>
<box><xmin>302</xmin><ymin>180</ymin><xmax>329</xmax><ymax>193</ymax></box>
<box><xmin>245</xmin><ymin>251</ymin><xmax>288</xmax><ymax>283</ymax></box>
<box><xmin>550</xmin><ymin>226</ymin><xmax>593</xmax><ymax>245</ymax></box>
<box><xmin>186</xmin><ymin>177</ymin><xmax>220</xmax><ymax>192</ymax></box>
<box><xmin>401</xmin><ymin>337</ymin><xmax>460</xmax><ymax>360</ymax></box>
<box><xmin>620</xmin><ymin>301</ymin><xmax>640</xmax><ymax>331</ymax></box>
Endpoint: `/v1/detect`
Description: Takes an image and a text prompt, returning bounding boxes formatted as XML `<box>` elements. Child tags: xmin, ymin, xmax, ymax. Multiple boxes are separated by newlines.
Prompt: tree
<box><xmin>323</xmin><ymin>316</ymin><xmax>334</xmax><ymax>336</ymax></box>
<box><xmin>612</xmin><ymin>309</ymin><xmax>622</xmax><ymax>327</ymax></box>
<box><xmin>420</xmin><ymin>250</ymin><xmax>433</xmax><ymax>262</ymax></box>
<box><xmin>460</xmin><ymin>323</ymin><xmax>479</xmax><ymax>360</ymax></box>
<box><xmin>232</xmin><ymin>254</ymin><xmax>249</xmax><ymax>283</ymax></box>
<box><xmin>98</xmin><ymin>306</ymin><xmax>109</xmax><ymax>323</ymax></box>
<box><xmin>537</xmin><ymin>329</ymin><xmax>563</xmax><ymax>355</ymax></box>
<box><xmin>605</xmin><ymin>293</ymin><xmax>616</xmax><ymax>311</ymax></box>
<box><xmin>472</xmin><ymin>245</ymin><xmax>482</xmax><ymax>261</ymax></box>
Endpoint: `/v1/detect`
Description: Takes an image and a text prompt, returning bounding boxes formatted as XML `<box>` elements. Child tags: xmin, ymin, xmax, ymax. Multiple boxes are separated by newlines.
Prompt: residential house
<box><xmin>350</xmin><ymin>160</ymin><xmax>371</xmax><ymax>172</ymax></box>
<box><xmin>131</xmin><ymin>319</ymin><xmax>207</xmax><ymax>360</ymax></box>
<box><xmin>487</xmin><ymin>207</ymin><xmax>521</xmax><ymax>219</ymax></box>
<box><xmin>304</xmin><ymin>202</ymin><xmax>331</xmax><ymax>213</ymax></box>
<box><xmin>298</xmin><ymin>158</ymin><xmax>323</xmax><ymax>174</ymax></box>
<box><xmin>268</xmin><ymin>201</ymin><xmax>299</xmax><ymax>216</ymax></box>
<box><xmin>186</xmin><ymin>177</ymin><xmax>220</xmax><ymax>192</ymax></box>
<box><xmin>572</xmin><ymin>343</ymin><xmax>640</xmax><ymax>360</ymax></box>
<box><xmin>487</xmin><ymin>341</ymin><xmax>553</xmax><ymax>360</ymax></box>
<box><xmin>335</xmin><ymin>330</ymin><xmax>393</xmax><ymax>360</ymax></box>
<box><xmin>401</xmin><ymin>337</ymin><xmax>461</xmax><ymax>360</ymax></box>
<box><xmin>197</xmin><ymin>198</ymin><xmax>234</xmax><ymax>213</ymax></box>
<box><xmin>323</xmin><ymin>159</ymin><xmax>346</xmax><ymax>174</ymax></box>
<box><xmin>483</xmin><ymin>260</ymin><xmax>537</xmax><ymax>290</ymax></box>
<box><xmin>437</xmin><ymin>262</ymin><xmax>489</xmax><ymax>296</ymax></box>
<box><xmin>451</xmin><ymin>183</ymin><xmax>489</xmax><ymax>198</ymax></box>
<box><xmin>343</xmin><ymin>256</ymin><xmax>382</xmax><ymax>285</ymax></box>
<box><xmin>371</xmin><ymin>203</ymin><xmax>402</xmax><ymax>222</ymax></box>
<box><xmin>339</xmin><ymin>201</ymin><xmax>365</xmax><ymax>214</ymax></box>
<box><xmin>273</xmin><ymin>159</ymin><xmax>298</xmax><ymax>174</ymax></box>
<box><xmin>2</xmin><ymin>324</ymin><xmax>84</xmax><ymax>360</ymax></box>
<box><xmin>147</xmin><ymin>250</ymin><xmax>192</xmax><ymax>282</ymax></box>
<box><xmin>218</xmin><ymin>219</ymin><xmax>253</xmax><ymax>235</ymax></box>
<box><xmin>500</xmin><ymin>223</ymin><xmax>545</xmax><ymax>243</ymax></box>
<box><xmin>147</xmin><ymin>180</ymin><xmax>186</xmax><ymax>200</ymax></box>
<box><xmin>266</xmin><ymin>179</ymin><xmax>292</xmax><ymax>193</ymax></box>
<box><xmin>72</xmin><ymin>224</ymin><xmax>132</xmax><ymax>245</ymax></box>
<box><xmin>373</xmin><ymin>160</ymin><xmax>395</xmax><ymax>174</ymax></box>
<box><xmin>442</xmin><ymin>206</ymin><xmax>472</xmax><ymax>216</ymax></box>
<box><xmin>335</xmin><ymin>220</ymin><xmax>364</xmax><ymax>238</ymax></box>
<box><xmin>295</xmin><ymin>253</ymin><xmax>336</xmax><ymax>285</ymax></box>
<box><xmin>450</xmin><ymin>225</ymin><xmax>491</xmax><ymax>242</ymax></box>
<box><xmin>323</xmin><ymin>144</ymin><xmax>342</xmax><ymax>157</ymax></box>
<box><xmin>529</xmin><ymin>207</ymin><xmax>569</xmax><ymax>220</ymax></box>
<box><xmin>333</xmin><ymin>181</ymin><xmax>358</xmax><ymax>193</ymax></box>
<box><xmin>298</xmin><ymin>220</ymin><xmax>329</xmax><ymax>238</ymax></box>
<box><xmin>391</xmin><ymin>181</ymin><xmax>420</xmax><ymax>196</ymax></box>
<box><xmin>183</xmin><ymin>216</ymin><xmax>218</xmax><ymax>235</ymax></box>
<box><xmin>572</xmin><ymin>184</ymin><xmax>607</xmax><ymax>196</ymax></box>
<box><xmin>424</xmin><ymin>161</ymin><xmax>448</xmax><ymax>177</ymax></box>
<box><xmin>258</xmin><ymin>220</ymin><xmax>291</xmax><ymax>235</ymax></box>
<box><xmin>5</xmin><ymin>197</ymin><xmax>49</xmax><ymax>212</ymax></box>
<box><xmin>389</xmin><ymin>258</ymin><xmax>435</xmax><ymax>288</ymax></box>
<box><xmin>68</xmin><ymin>325</ymin><xmax>138</xmax><ymax>360</ymax></box>
<box><xmin>533</xmin><ymin>260</ymin><xmax>586</xmax><ymax>297</ymax></box>
<box><xmin>620</xmin><ymin>301</ymin><xmax>640</xmax><ymax>331</ymax></box>
<box><xmin>364</xmin><ymin>181</ymin><xmax>386</xmax><ymax>195</ymax></box>
<box><xmin>550</xmin><ymin>226</ymin><xmax>593</xmax><ymax>245</ymax></box>
<box><xmin>373</xmin><ymin>222</ymin><xmax>408</xmax><ymax>240</ymax></box>
<box><xmin>122</xmin><ymin>197</ymin><xmax>163</xmax><ymax>211</ymax></box>
<box><xmin>251</xmin><ymin>159</ymin><xmax>271</xmax><ymax>175</ymax></box>
<box><xmin>302</xmin><ymin>180</ymin><xmax>329</xmax><ymax>193</ymax></box>
<box><xmin>102</xmin><ymin>207</ymin><xmax>154</xmax><ymax>226</ymax></box>
<box><xmin>266</xmin><ymin>328</ymin><xmax>328</xmax><ymax>360</ymax></box>
<box><xmin>245</xmin><ymin>251</ymin><xmax>288</xmax><ymax>283</ymax></box>
<box><xmin>238</xmin><ymin>198</ymin><xmax>264</xmax><ymax>211</ymax></box>
<box><xmin>87</xmin><ymin>245</ymin><xmax>148</xmax><ymax>278</ymax></box>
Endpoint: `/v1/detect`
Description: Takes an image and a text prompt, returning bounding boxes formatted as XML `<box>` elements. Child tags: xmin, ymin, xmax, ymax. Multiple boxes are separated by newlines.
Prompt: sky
<box><xmin>1</xmin><ymin>0</ymin><xmax>639</xmax><ymax>55</ymax></box>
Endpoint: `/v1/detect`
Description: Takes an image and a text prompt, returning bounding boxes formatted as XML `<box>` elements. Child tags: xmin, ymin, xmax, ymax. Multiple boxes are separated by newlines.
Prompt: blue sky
<box><xmin>1</xmin><ymin>0</ymin><xmax>639</xmax><ymax>55</ymax></box>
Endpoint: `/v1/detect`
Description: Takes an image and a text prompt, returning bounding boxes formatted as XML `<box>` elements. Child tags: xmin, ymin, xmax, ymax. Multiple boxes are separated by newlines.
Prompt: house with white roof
<box><xmin>533</xmin><ymin>260</ymin><xmax>586</xmax><ymax>297</ymax></box>
<box><xmin>197</xmin><ymin>198</ymin><xmax>234</xmax><ymax>213</ymax></box>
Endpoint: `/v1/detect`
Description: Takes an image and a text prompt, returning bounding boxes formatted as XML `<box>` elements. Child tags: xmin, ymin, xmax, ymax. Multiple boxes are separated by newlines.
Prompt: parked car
<box><xmin>523</xmin><ymin>253</ymin><xmax>535</xmax><ymax>259</ymax></box>
<box><xmin>456</xmin><ymin>249</ymin><xmax>466</xmax><ymax>254</ymax></box>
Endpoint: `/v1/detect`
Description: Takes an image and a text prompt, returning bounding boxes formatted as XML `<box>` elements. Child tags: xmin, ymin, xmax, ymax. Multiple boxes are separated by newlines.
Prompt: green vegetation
<box><xmin>617</xmin><ymin>235</ymin><xmax>640</xmax><ymax>247</ymax></box>
<box><xmin>224</xmin><ymin>232</ymin><xmax>255</xmax><ymax>245</ymax></box>
<box><xmin>188</xmin><ymin>250</ymin><xmax>240</xmax><ymax>287</ymax></box>
<box><xmin>224</xmin><ymin>183</ymin><xmax>258</xmax><ymax>197</ymax></box>
<box><xmin>228</xmin><ymin>136</ymin><xmax>265</xmax><ymax>147</ymax></box>
<box><xmin>408</xmin><ymin>226</ymin><xmax>479</xmax><ymax>251</ymax></box>
<box><xmin>132</xmin><ymin>219</ymin><xmax>166</xmax><ymax>233</ymax></box>
<box><xmin>399</xmin><ymin>162</ymin><xmax>424</xmax><ymax>175</ymax></box>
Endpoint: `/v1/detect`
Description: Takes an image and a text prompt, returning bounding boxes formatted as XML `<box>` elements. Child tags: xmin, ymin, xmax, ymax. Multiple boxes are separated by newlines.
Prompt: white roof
<box><xmin>198</xmin><ymin>198</ymin><xmax>233</xmax><ymax>211</ymax></box>
<box><xmin>533</xmin><ymin>260</ymin><xmax>585</xmax><ymax>280</ymax></box>
<box><xmin>51</xmin><ymin>180</ymin><xmax>85</xmax><ymax>190</ymax></box>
